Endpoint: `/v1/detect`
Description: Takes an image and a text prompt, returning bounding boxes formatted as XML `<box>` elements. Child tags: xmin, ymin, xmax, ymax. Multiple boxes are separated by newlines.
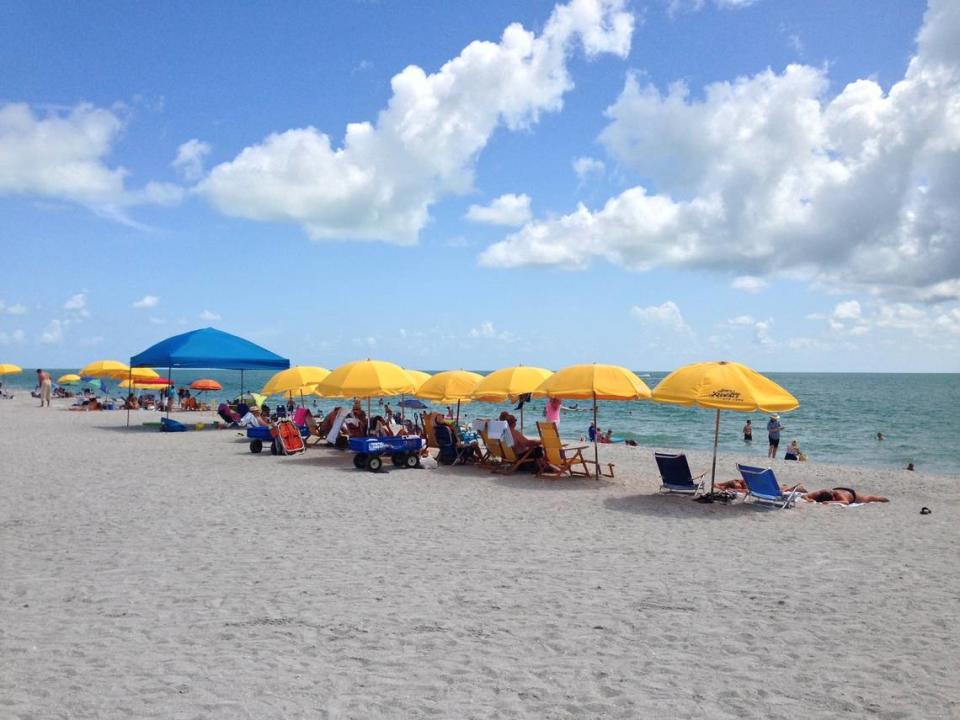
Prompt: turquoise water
<box><xmin>5</xmin><ymin>370</ymin><xmax>958</xmax><ymax>476</ymax></box>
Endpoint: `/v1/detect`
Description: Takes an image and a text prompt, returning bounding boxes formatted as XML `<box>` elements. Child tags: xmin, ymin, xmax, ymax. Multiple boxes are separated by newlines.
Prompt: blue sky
<box><xmin>2</xmin><ymin>0</ymin><xmax>958</xmax><ymax>372</ymax></box>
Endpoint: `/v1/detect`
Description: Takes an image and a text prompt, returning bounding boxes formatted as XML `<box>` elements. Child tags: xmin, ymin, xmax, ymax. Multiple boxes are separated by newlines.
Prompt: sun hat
<box><xmin>770</xmin><ymin>414</ymin><xmax>780</xmax><ymax>419</ymax></box>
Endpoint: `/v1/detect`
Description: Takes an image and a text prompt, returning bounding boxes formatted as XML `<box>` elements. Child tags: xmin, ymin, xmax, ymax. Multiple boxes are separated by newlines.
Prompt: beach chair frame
<box><xmin>737</xmin><ymin>464</ymin><xmax>802</xmax><ymax>509</ymax></box>
<box><xmin>654</xmin><ymin>452</ymin><xmax>706</xmax><ymax>495</ymax></box>
<box><xmin>535</xmin><ymin>421</ymin><xmax>593</xmax><ymax>478</ymax></box>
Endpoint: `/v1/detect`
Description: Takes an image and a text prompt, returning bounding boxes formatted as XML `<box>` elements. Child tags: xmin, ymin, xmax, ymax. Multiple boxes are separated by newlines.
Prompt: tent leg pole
<box><xmin>710</xmin><ymin>408</ymin><xmax>720</xmax><ymax>494</ymax></box>
<box><xmin>166</xmin><ymin>366</ymin><xmax>172</xmax><ymax>420</ymax></box>
<box><xmin>240</xmin><ymin>370</ymin><xmax>244</xmax><ymax>400</ymax></box>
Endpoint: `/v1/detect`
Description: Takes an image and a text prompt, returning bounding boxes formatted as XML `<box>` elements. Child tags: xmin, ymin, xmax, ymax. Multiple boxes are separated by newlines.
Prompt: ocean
<box><xmin>5</xmin><ymin>370</ymin><xmax>958</xmax><ymax>476</ymax></box>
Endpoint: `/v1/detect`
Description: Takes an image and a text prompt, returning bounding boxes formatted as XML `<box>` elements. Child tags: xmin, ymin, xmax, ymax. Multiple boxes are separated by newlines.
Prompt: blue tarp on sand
<box><xmin>130</xmin><ymin>327</ymin><xmax>290</xmax><ymax>371</ymax></box>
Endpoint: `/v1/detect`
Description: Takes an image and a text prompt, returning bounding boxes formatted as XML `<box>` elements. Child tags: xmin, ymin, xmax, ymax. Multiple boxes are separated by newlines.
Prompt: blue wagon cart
<box><xmin>349</xmin><ymin>436</ymin><xmax>425</xmax><ymax>471</ymax></box>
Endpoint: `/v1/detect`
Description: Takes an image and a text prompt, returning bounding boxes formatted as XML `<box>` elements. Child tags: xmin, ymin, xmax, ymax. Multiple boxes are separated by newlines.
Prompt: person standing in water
<box><xmin>767</xmin><ymin>414</ymin><xmax>784</xmax><ymax>459</ymax></box>
<box><xmin>743</xmin><ymin>419</ymin><xmax>753</xmax><ymax>442</ymax></box>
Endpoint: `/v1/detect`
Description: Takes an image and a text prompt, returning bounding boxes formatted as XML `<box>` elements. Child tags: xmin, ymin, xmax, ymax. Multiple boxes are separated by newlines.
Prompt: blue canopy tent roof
<box><xmin>127</xmin><ymin>328</ymin><xmax>289</xmax><ymax>426</ymax></box>
<box><xmin>130</xmin><ymin>327</ymin><xmax>290</xmax><ymax>370</ymax></box>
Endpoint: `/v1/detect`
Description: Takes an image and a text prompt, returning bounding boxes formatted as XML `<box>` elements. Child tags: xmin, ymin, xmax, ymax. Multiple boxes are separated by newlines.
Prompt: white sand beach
<box><xmin>2</xmin><ymin>395</ymin><xmax>958</xmax><ymax>719</ymax></box>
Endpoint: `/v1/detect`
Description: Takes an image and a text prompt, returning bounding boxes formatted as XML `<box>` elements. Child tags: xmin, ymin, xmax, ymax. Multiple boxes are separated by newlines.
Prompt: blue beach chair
<box><xmin>655</xmin><ymin>452</ymin><xmax>706</xmax><ymax>494</ymax></box>
<box><xmin>736</xmin><ymin>464</ymin><xmax>802</xmax><ymax>509</ymax></box>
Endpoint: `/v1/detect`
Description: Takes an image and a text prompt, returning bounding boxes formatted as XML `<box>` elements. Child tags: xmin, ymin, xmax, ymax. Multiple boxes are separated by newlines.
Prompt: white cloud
<box><xmin>466</xmin><ymin>193</ymin><xmax>532</xmax><ymax>226</ymax></box>
<box><xmin>731</xmin><ymin>275</ymin><xmax>768</xmax><ymax>293</ymax></box>
<box><xmin>199</xmin><ymin>309</ymin><xmax>221</xmax><ymax>321</ymax></box>
<box><xmin>0</xmin><ymin>300</ymin><xmax>28</xmax><ymax>315</ymax></box>
<box><xmin>63</xmin><ymin>292</ymin><xmax>89</xmax><ymax>317</ymax></box>
<box><xmin>172</xmin><ymin>139</ymin><xmax>211</xmax><ymax>182</ymax></box>
<box><xmin>0</xmin><ymin>102</ymin><xmax>183</xmax><ymax>217</ymax></box>
<box><xmin>832</xmin><ymin>300</ymin><xmax>862</xmax><ymax>321</ymax></box>
<box><xmin>573</xmin><ymin>156</ymin><xmax>606</xmax><ymax>182</ymax></box>
<box><xmin>148</xmin><ymin>316</ymin><xmax>166</xmax><ymax>325</ymax></box>
<box><xmin>468</xmin><ymin>320</ymin><xmax>516</xmax><ymax>342</ymax></box>
<box><xmin>630</xmin><ymin>300</ymin><xmax>690</xmax><ymax>333</ymax></box>
<box><xmin>667</xmin><ymin>0</ymin><xmax>758</xmax><ymax>16</ymax></box>
<box><xmin>40</xmin><ymin>319</ymin><xmax>63</xmax><ymax>344</ymax></box>
<box><xmin>728</xmin><ymin>314</ymin><xmax>756</xmax><ymax>325</ymax></box>
<box><xmin>480</xmin><ymin>0</ymin><xmax>960</xmax><ymax>308</ymax></box>
<box><xmin>132</xmin><ymin>294</ymin><xmax>159</xmax><ymax>309</ymax></box>
<box><xmin>199</xmin><ymin>0</ymin><xmax>633</xmax><ymax>243</ymax></box>
<box><xmin>0</xmin><ymin>329</ymin><xmax>25</xmax><ymax>345</ymax></box>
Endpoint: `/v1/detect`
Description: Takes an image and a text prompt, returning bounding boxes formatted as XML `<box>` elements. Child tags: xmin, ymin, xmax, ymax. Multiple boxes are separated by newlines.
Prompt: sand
<box><xmin>1</xmin><ymin>394</ymin><xmax>958</xmax><ymax>719</ymax></box>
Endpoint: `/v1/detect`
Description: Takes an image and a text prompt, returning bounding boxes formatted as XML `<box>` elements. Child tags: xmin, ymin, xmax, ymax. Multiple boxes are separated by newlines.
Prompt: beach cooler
<box><xmin>349</xmin><ymin>436</ymin><xmax>425</xmax><ymax>472</ymax></box>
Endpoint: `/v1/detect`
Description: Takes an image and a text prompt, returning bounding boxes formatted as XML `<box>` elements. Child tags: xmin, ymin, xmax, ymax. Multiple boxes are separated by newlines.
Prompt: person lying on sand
<box><xmin>803</xmin><ymin>487</ymin><xmax>889</xmax><ymax>504</ymax></box>
<box><xmin>715</xmin><ymin>478</ymin><xmax>807</xmax><ymax>494</ymax></box>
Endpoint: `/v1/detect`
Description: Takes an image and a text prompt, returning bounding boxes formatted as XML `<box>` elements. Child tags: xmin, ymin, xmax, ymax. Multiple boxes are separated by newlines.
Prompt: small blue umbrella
<box><xmin>399</xmin><ymin>398</ymin><xmax>427</xmax><ymax>409</ymax></box>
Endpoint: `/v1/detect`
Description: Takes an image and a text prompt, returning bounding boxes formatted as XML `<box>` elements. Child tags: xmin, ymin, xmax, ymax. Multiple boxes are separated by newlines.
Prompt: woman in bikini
<box><xmin>803</xmin><ymin>488</ymin><xmax>889</xmax><ymax>504</ymax></box>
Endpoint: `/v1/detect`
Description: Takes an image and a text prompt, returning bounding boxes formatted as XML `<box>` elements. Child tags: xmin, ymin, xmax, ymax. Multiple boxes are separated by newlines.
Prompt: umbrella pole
<box><xmin>710</xmin><ymin>408</ymin><xmax>720</xmax><ymax>494</ymax></box>
<box><xmin>125</xmin><ymin>367</ymin><xmax>131</xmax><ymax>428</ymax></box>
<box><xmin>240</xmin><ymin>370</ymin><xmax>244</xmax><ymax>401</ymax></box>
<box><xmin>166</xmin><ymin>365</ymin><xmax>172</xmax><ymax>419</ymax></box>
<box><xmin>520</xmin><ymin>403</ymin><xmax>524</xmax><ymax>433</ymax></box>
<box><xmin>593</xmin><ymin>392</ymin><xmax>599</xmax><ymax>479</ymax></box>
<box><xmin>456</xmin><ymin>399</ymin><xmax>461</xmax><ymax>425</ymax></box>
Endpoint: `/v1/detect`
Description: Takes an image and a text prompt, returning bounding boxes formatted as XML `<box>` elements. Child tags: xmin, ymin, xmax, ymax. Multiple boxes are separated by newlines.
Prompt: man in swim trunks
<box><xmin>767</xmin><ymin>414</ymin><xmax>784</xmax><ymax>458</ymax></box>
<box><xmin>803</xmin><ymin>488</ymin><xmax>889</xmax><ymax>504</ymax></box>
<box><xmin>743</xmin><ymin>419</ymin><xmax>753</xmax><ymax>442</ymax></box>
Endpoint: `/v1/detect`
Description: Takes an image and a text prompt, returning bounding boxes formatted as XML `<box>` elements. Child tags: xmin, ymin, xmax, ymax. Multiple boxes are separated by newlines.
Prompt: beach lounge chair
<box><xmin>494</xmin><ymin>435</ymin><xmax>538</xmax><ymax>475</ymax></box>
<box><xmin>434</xmin><ymin>423</ymin><xmax>478</xmax><ymax>465</ymax></box>
<box><xmin>421</xmin><ymin>412</ymin><xmax>445</xmax><ymax>458</ymax></box>
<box><xmin>536</xmin><ymin>421</ymin><xmax>593</xmax><ymax>478</ymax></box>
<box><xmin>655</xmin><ymin>452</ymin><xmax>706</xmax><ymax>494</ymax></box>
<box><xmin>736</xmin><ymin>464</ymin><xmax>802</xmax><ymax>509</ymax></box>
<box><xmin>306</xmin><ymin>406</ymin><xmax>343</xmax><ymax>447</ymax></box>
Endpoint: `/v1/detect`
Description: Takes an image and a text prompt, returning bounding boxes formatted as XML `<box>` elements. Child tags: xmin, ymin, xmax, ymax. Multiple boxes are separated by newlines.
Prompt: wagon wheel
<box><xmin>367</xmin><ymin>455</ymin><xmax>383</xmax><ymax>472</ymax></box>
<box><xmin>353</xmin><ymin>453</ymin><xmax>367</xmax><ymax>469</ymax></box>
<box><xmin>404</xmin><ymin>453</ymin><xmax>420</xmax><ymax>469</ymax></box>
<box><xmin>249</xmin><ymin>439</ymin><xmax>263</xmax><ymax>454</ymax></box>
<box><xmin>270</xmin><ymin>439</ymin><xmax>278</xmax><ymax>455</ymax></box>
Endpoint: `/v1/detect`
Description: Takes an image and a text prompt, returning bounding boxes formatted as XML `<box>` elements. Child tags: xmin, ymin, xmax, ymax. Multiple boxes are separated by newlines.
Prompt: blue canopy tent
<box><xmin>128</xmin><ymin>327</ymin><xmax>290</xmax><ymax>425</ymax></box>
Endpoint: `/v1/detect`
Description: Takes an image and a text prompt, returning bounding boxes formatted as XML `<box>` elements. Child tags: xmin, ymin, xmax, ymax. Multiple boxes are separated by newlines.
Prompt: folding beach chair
<box><xmin>495</xmin><ymin>436</ymin><xmax>538</xmax><ymax>475</ymax></box>
<box><xmin>306</xmin><ymin>406</ymin><xmax>342</xmax><ymax>447</ymax></box>
<box><xmin>737</xmin><ymin>464</ymin><xmax>802</xmax><ymax>509</ymax></box>
<box><xmin>655</xmin><ymin>452</ymin><xmax>706</xmax><ymax>494</ymax></box>
<box><xmin>434</xmin><ymin>423</ymin><xmax>479</xmax><ymax>465</ymax></box>
<box><xmin>420</xmin><ymin>412</ymin><xmax>443</xmax><ymax>458</ymax></box>
<box><xmin>536</xmin><ymin>421</ymin><xmax>593</xmax><ymax>478</ymax></box>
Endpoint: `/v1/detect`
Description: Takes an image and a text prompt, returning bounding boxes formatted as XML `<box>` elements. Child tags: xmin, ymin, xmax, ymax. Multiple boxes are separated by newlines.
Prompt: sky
<box><xmin>1</xmin><ymin>0</ymin><xmax>958</xmax><ymax>372</ymax></box>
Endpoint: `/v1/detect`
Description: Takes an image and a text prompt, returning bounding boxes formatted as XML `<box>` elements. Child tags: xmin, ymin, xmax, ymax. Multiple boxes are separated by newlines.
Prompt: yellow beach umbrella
<box><xmin>652</xmin><ymin>360</ymin><xmax>799</xmax><ymax>493</ymax></box>
<box><xmin>417</xmin><ymin>370</ymin><xmax>483</xmax><ymax>403</ymax></box>
<box><xmin>403</xmin><ymin>369</ymin><xmax>432</xmax><ymax>392</ymax></box>
<box><xmin>57</xmin><ymin>373</ymin><xmax>81</xmax><ymax>385</ymax></box>
<box><xmin>472</xmin><ymin>365</ymin><xmax>552</xmax><ymax>431</ymax></box>
<box><xmin>534</xmin><ymin>363</ymin><xmax>652</xmax><ymax>475</ymax></box>
<box><xmin>129</xmin><ymin>367</ymin><xmax>160</xmax><ymax>380</ymax></box>
<box><xmin>0</xmin><ymin>363</ymin><xmax>22</xmax><ymax>375</ymax></box>
<box><xmin>119</xmin><ymin>378</ymin><xmax>173</xmax><ymax>390</ymax></box>
<box><xmin>261</xmin><ymin>366</ymin><xmax>330</xmax><ymax>399</ymax></box>
<box><xmin>79</xmin><ymin>360</ymin><xmax>130</xmax><ymax>379</ymax></box>
<box><xmin>314</xmin><ymin>359</ymin><xmax>415</xmax><ymax>399</ymax></box>
<box><xmin>416</xmin><ymin>370</ymin><xmax>484</xmax><ymax>421</ymax></box>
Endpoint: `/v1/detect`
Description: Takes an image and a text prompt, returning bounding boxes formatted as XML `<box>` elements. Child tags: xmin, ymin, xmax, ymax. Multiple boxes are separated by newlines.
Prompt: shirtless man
<box><xmin>36</xmin><ymin>368</ymin><xmax>52</xmax><ymax>407</ymax></box>
<box><xmin>803</xmin><ymin>488</ymin><xmax>889</xmax><ymax>504</ymax></box>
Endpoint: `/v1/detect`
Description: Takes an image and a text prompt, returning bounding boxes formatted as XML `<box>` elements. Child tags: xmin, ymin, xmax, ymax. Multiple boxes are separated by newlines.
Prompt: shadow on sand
<box><xmin>604</xmin><ymin>492</ymin><xmax>765</xmax><ymax>519</ymax></box>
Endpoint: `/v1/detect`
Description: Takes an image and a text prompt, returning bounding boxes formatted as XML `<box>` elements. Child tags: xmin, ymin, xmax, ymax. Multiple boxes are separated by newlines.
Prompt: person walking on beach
<box><xmin>743</xmin><ymin>419</ymin><xmax>753</xmax><ymax>442</ymax></box>
<box><xmin>767</xmin><ymin>414</ymin><xmax>784</xmax><ymax>458</ymax></box>
<box><xmin>36</xmin><ymin>369</ymin><xmax>52</xmax><ymax>407</ymax></box>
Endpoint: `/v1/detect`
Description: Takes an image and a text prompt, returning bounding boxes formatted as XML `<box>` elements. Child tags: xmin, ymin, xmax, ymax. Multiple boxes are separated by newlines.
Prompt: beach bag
<box><xmin>160</xmin><ymin>417</ymin><xmax>187</xmax><ymax>432</ymax></box>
